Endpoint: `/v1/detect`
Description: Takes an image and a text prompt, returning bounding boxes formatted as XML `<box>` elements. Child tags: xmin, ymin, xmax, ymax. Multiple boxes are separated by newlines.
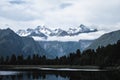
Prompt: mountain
<box><xmin>16</xmin><ymin>24</ymin><xmax>99</xmax><ymax>58</ymax></box>
<box><xmin>17</xmin><ymin>27</ymin><xmax>48</xmax><ymax>39</ymax></box>
<box><xmin>0</xmin><ymin>28</ymin><xmax>46</xmax><ymax>57</ymax></box>
<box><xmin>17</xmin><ymin>24</ymin><xmax>97</xmax><ymax>41</ymax></box>
<box><xmin>86</xmin><ymin>30</ymin><xmax>120</xmax><ymax>50</ymax></box>
<box><xmin>50</xmin><ymin>28</ymin><xmax>69</xmax><ymax>36</ymax></box>
<box><xmin>68</xmin><ymin>24</ymin><xmax>97</xmax><ymax>36</ymax></box>
<box><xmin>38</xmin><ymin>40</ymin><xmax>93</xmax><ymax>58</ymax></box>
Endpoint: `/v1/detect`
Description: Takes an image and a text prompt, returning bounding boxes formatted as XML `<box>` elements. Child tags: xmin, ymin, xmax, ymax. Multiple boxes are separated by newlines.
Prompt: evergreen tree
<box><xmin>10</xmin><ymin>54</ymin><xmax>17</xmax><ymax>65</ymax></box>
<box><xmin>26</xmin><ymin>55</ymin><xmax>31</xmax><ymax>65</ymax></box>
<box><xmin>0</xmin><ymin>56</ymin><xmax>4</xmax><ymax>65</ymax></box>
<box><xmin>5</xmin><ymin>56</ymin><xmax>9</xmax><ymax>65</ymax></box>
<box><xmin>17</xmin><ymin>55</ymin><xmax>24</xmax><ymax>65</ymax></box>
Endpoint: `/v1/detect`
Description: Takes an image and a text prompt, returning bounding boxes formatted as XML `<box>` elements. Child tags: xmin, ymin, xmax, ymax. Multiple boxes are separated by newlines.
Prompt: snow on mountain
<box><xmin>32</xmin><ymin>30</ymin><xmax>105</xmax><ymax>41</ymax></box>
<box><xmin>16</xmin><ymin>24</ymin><xmax>101</xmax><ymax>41</ymax></box>
<box><xmin>17</xmin><ymin>26</ymin><xmax>48</xmax><ymax>39</ymax></box>
<box><xmin>79</xmin><ymin>24</ymin><xmax>92</xmax><ymax>32</ymax></box>
<box><xmin>50</xmin><ymin>28</ymin><xmax>68</xmax><ymax>36</ymax></box>
<box><xmin>67</xmin><ymin>24</ymin><xmax>97</xmax><ymax>35</ymax></box>
<box><xmin>67</xmin><ymin>28</ymin><xmax>78</xmax><ymax>34</ymax></box>
<box><xmin>35</xmin><ymin>26</ymin><xmax>52</xmax><ymax>36</ymax></box>
<box><xmin>17</xmin><ymin>29</ymin><xmax>30</xmax><ymax>36</ymax></box>
<box><xmin>16</xmin><ymin>25</ymin><xmax>106</xmax><ymax>58</ymax></box>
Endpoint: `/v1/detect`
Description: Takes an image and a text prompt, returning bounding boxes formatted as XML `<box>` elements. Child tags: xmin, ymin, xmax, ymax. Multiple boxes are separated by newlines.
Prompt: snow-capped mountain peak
<box><xmin>67</xmin><ymin>24</ymin><xmax>97</xmax><ymax>35</ymax></box>
<box><xmin>35</xmin><ymin>26</ymin><xmax>52</xmax><ymax>36</ymax></box>
<box><xmin>51</xmin><ymin>28</ymin><xmax>68</xmax><ymax>36</ymax></box>
<box><xmin>17</xmin><ymin>29</ymin><xmax>30</xmax><ymax>36</ymax></box>
<box><xmin>79</xmin><ymin>24</ymin><xmax>91</xmax><ymax>32</ymax></box>
<box><xmin>16</xmin><ymin>24</ymin><xmax>99</xmax><ymax>41</ymax></box>
<box><xmin>67</xmin><ymin>28</ymin><xmax>78</xmax><ymax>34</ymax></box>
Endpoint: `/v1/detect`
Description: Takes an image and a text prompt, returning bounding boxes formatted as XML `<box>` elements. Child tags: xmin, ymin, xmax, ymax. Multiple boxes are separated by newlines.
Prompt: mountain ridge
<box><xmin>15</xmin><ymin>24</ymin><xmax>101</xmax><ymax>57</ymax></box>
<box><xmin>0</xmin><ymin>28</ymin><xmax>47</xmax><ymax>57</ymax></box>
<box><xmin>86</xmin><ymin>30</ymin><xmax>120</xmax><ymax>50</ymax></box>
<box><xmin>38</xmin><ymin>40</ymin><xmax>93</xmax><ymax>58</ymax></box>
<box><xmin>17</xmin><ymin>24</ymin><xmax>98</xmax><ymax>41</ymax></box>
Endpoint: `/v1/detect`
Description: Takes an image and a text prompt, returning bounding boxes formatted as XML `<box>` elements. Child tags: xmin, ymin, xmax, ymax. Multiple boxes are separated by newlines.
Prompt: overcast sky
<box><xmin>0</xmin><ymin>0</ymin><xmax>120</xmax><ymax>31</ymax></box>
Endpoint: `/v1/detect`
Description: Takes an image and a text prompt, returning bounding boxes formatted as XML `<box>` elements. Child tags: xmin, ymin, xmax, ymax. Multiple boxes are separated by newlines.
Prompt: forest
<box><xmin>0</xmin><ymin>40</ymin><xmax>120</xmax><ymax>67</ymax></box>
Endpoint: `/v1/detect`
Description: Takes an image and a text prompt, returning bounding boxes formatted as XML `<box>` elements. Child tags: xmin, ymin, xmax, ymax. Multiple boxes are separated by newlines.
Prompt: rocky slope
<box><xmin>0</xmin><ymin>28</ymin><xmax>46</xmax><ymax>57</ymax></box>
<box><xmin>86</xmin><ymin>30</ymin><xmax>120</xmax><ymax>50</ymax></box>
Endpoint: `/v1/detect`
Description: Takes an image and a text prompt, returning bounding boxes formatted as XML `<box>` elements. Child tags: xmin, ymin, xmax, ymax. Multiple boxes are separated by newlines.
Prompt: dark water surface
<box><xmin>0</xmin><ymin>70</ymin><xmax>120</xmax><ymax>80</ymax></box>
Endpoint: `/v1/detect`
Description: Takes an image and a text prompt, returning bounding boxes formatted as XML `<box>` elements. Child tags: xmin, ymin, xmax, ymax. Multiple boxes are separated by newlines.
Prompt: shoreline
<box><xmin>0</xmin><ymin>65</ymin><xmax>119</xmax><ymax>71</ymax></box>
<box><xmin>0</xmin><ymin>65</ymin><xmax>105</xmax><ymax>72</ymax></box>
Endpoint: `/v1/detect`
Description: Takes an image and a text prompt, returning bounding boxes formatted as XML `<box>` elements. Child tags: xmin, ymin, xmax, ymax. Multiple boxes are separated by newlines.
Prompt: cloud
<box><xmin>0</xmin><ymin>0</ymin><xmax>44</xmax><ymax>21</ymax></box>
<box><xmin>0</xmin><ymin>0</ymin><xmax>120</xmax><ymax>32</ymax></box>
<box><xmin>33</xmin><ymin>30</ymin><xmax>106</xmax><ymax>41</ymax></box>
<box><xmin>43</xmin><ymin>0</ymin><xmax>120</xmax><ymax>29</ymax></box>
<box><xmin>9</xmin><ymin>0</ymin><xmax>26</xmax><ymax>4</ymax></box>
<box><xmin>84</xmin><ymin>0</ymin><xmax>120</xmax><ymax>25</ymax></box>
<box><xmin>59</xmin><ymin>3</ymin><xmax>73</xmax><ymax>9</ymax></box>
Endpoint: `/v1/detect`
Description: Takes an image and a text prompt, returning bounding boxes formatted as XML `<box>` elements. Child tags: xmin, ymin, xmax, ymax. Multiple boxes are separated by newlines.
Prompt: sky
<box><xmin>0</xmin><ymin>0</ymin><xmax>120</xmax><ymax>32</ymax></box>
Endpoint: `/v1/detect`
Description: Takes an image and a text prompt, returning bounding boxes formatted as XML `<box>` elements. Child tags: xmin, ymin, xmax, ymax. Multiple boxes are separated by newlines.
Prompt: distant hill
<box><xmin>0</xmin><ymin>28</ymin><xmax>46</xmax><ymax>57</ymax></box>
<box><xmin>86</xmin><ymin>30</ymin><xmax>120</xmax><ymax>50</ymax></box>
<box><xmin>38</xmin><ymin>40</ymin><xmax>93</xmax><ymax>58</ymax></box>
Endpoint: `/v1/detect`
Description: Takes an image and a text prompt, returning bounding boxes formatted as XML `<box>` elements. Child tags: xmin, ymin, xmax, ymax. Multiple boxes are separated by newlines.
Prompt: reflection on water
<box><xmin>0</xmin><ymin>71</ymin><xmax>20</xmax><ymax>76</ymax></box>
<box><xmin>0</xmin><ymin>70</ymin><xmax>120</xmax><ymax>80</ymax></box>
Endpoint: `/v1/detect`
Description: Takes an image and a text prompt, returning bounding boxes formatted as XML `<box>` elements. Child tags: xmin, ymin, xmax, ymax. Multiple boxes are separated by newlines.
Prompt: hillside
<box><xmin>86</xmin><ymin>30</ymin><xmax>120</xmax><ymax>50</ymax></box>
<box><xmin>0</xmin><ymin>28</ymin><xmax>46</xmax><ymax>57</ymax></box>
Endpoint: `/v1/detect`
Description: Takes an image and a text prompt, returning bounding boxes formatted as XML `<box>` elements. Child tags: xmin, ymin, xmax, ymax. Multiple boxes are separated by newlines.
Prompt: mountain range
<box><xmin>17</xmin><ymin>24</ymin><xmax>97</xmax><ymax>41</ymax></box>
<box><xmin>16</xmin><ymin>24</ymin><xmax>98</xmax><ymax>58</ymax></box>
<box><xmin>1</xmin><ymin>24</ymin><xmax>119</xmax><ymax>59</ymax></box>
<box><xmin>38</xmin><ymin>40</ymin><xmax>93</xmax><ymax>58</ymax></box>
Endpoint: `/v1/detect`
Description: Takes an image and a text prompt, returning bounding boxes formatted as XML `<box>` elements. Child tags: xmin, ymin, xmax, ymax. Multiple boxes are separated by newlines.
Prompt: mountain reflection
<box><xmin>0</xmin><ymin>71</ymin><xmax>120</xmax><ymax>80</ymax></box>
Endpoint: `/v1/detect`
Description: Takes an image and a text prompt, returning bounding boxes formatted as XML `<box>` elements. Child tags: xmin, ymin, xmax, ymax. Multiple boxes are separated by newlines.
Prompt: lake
<box><xmin>0</xmin><ymin>70</ymin><xmax>120</xmax><ymax>80</ymax></box>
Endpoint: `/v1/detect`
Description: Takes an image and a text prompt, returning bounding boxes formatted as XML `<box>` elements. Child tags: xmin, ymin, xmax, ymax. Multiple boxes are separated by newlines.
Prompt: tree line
<box><xmin>0</xmin><ymin>40</ymin><xmax>120</xmax><ymax>67</ymax></box>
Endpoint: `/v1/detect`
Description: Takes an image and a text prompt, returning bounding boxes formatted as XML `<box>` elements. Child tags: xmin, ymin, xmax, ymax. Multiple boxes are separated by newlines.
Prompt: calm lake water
<box><xmin>0</xmin><ymin>70</ymin><xmax>120</xmax><ymax>80</ymax></box>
